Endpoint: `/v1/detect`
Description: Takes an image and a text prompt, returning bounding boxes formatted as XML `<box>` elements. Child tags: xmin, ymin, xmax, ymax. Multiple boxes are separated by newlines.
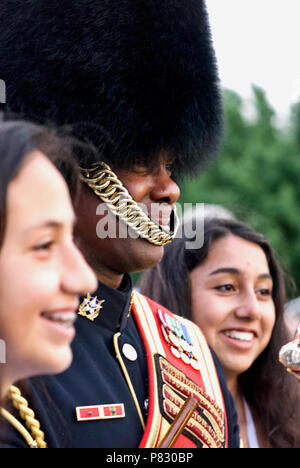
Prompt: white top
<box><xmin>243</xmin><ymin>397</ymin><xmax>260</xmax><ymax>448</ymax></box>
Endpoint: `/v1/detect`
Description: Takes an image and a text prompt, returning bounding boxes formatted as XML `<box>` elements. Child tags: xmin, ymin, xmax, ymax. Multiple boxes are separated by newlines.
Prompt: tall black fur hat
<box><xmin>0</xmin><ymin>0</ymin><xmax>223</xmax><ymax>176</ymax></box>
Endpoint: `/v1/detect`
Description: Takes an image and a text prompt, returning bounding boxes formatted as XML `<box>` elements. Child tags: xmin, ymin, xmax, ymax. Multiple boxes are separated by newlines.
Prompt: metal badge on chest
<box><xmin>78</xmin><ymin>294</ymin><xmax>105</xmax><ymax>322</ymax></box>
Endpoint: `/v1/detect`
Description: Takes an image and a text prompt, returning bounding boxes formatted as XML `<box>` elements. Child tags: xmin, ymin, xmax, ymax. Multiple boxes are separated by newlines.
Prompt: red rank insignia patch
<box><xmin>76</xmin><ymin>403</ymin><xmax>125</xmax><ymax>421</ymax></box>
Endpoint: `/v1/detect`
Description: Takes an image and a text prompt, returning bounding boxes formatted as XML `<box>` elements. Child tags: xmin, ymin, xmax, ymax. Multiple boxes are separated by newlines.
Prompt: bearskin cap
<box><xmin>0</xmin><ymin>0</ymin><xmax>223</xmax><ymax>176</ymax></box>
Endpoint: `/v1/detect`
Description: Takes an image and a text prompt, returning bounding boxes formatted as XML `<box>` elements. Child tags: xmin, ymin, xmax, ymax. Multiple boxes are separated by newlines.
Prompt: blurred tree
<box><xmin>180</xmin><ymin>86</ymin><xmax>300</xmax><ymax>296</ymax></box>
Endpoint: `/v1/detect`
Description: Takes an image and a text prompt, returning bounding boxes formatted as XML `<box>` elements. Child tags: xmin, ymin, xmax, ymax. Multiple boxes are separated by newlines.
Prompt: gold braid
<box><xmin>1</xmin><ymin>385</ymin><xmax>47</xmax><ymax>448</ymax></box>
<box><xmin>80</xmin><ymin>162</ymin><xmax>179</xmax><ymax>247</ymax></box>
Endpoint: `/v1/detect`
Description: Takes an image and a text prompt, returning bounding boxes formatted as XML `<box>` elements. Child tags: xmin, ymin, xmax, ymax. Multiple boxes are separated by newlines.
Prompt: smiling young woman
<box><xmin>0</xmin><ymin>120</ymin><xmax>97</xmax><ymax>446</ymax></box>
<box><xmin>139</xmin><ymin>217</ymin><xmax>300</xmax><ymax>448</ymax></box>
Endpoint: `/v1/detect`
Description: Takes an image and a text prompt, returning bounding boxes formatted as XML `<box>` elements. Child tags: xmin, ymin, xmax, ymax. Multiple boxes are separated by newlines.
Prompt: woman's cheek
<box><xmin>192</xmin><ymin>293</ymin><xmax>222</xmax><ymax>331</ymax></box>
<box><xmin>12</xmin><ymin>270</ymin><xmax>61</xmax><ymax>317</ymax></box>
<box><xmin>261</xmin><ymin>303</ymin><xmax>276</xmax><ymax>342</ymax></box>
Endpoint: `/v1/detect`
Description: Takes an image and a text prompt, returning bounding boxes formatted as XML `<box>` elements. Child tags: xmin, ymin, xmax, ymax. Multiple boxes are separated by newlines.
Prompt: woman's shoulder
<box><xmin>0</xmin><ymin>412</ymin><xmax>30</xmax><ymax>448</ymax></box>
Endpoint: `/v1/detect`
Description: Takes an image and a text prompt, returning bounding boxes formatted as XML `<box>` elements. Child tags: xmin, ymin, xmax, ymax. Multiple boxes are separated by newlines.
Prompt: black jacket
<box><xmin>0</xmin><ymin>275</ymin><xmax>240</xmax><ymax>448</ymax></box>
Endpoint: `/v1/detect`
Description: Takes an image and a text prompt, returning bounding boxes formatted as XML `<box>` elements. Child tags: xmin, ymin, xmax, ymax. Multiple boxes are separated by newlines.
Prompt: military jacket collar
<box><xmin>91</xmin><ymin>274</ymin><xmax>133</xmax><ymax>332</ymax></box>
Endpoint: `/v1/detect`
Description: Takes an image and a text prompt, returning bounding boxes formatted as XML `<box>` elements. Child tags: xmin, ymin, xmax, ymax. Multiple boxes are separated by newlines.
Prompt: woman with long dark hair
<box><xmin>0</xmin><ymin>120</ymin><xmax>97</xmax><ymax>447</ymax></box>
<box><xmin>139</xmin><ymin>217</ymin><xmax>300</xmax><ymax>448</ymax></box>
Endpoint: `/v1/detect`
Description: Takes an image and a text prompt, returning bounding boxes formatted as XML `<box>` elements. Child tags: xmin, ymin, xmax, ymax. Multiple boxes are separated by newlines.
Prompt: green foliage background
<box><xmin>179</xmin><ymin>86</ymin><xmax>300</xmax><ymax>297</ymax></box>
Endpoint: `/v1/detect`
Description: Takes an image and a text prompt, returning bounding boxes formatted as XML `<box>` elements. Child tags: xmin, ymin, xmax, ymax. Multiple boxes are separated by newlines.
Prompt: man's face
<box><xmin>74</xmin><ymin>154</ymin><xmax>180</xmax><ymax>286</ymax></box>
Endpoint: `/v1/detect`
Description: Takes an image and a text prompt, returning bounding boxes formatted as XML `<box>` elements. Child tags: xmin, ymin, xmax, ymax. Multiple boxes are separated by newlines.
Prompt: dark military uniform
<box><xmin>0</xmin><ymin>275</ymin><xmax>239</xmax><ymax>448</ymax></box>
<box><xmin>0</xmin><ymin>0</ymin><xmax>240</xmax><ymax>449</ymax></box>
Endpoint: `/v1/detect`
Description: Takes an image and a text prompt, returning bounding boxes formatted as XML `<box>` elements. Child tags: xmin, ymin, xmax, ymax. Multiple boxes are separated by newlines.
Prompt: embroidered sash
<box><xmin>132</xmin><ymin>292</ymin><xmax>228</xmax><ymax>448</ymax></box>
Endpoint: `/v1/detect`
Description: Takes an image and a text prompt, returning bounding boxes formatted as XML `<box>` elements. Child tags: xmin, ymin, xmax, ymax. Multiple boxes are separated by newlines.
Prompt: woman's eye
<box><xmin>215</xmin><ymin>284</ymin><xmax>235</xmax><ymax>292</ymax></box>
<box><xmin>257</xmin><ymin>288</ymin><xmax>272</xmax><ymax>297</ymax></box>
<box><xmin>33</xmin><ymin>240</ymin><xmax>54</xmax><ymax>252</ymax></box>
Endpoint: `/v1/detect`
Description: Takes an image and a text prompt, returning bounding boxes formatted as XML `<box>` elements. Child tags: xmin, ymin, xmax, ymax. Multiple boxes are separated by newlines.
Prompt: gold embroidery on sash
<box><xmin>162</xmin><ymin>385</ymin><xmax>224</xmax><ymax>444</ymax></box>
<box><xmin>162</xmin><ymin>399</ymin><xmax>220</xmax><ymax>448</ymax></box>
<box><xmin>158</xmin><ymin>356</ymin><xmax>225</xmax><ymax>446</ymax></box>
<box><xmin>159</xmin><ymin>357</ymin><xmax>224</xmax><ymax>430</ymax></box>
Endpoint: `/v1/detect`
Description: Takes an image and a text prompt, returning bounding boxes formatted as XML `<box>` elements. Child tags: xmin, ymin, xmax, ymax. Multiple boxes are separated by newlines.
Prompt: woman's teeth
<box><xmin>41</xmin><ymin>312</ymin><xmax>76</xmax><ymax>328</ymax></box>
<box><xmin>224</xmin><ymin>330</ymin><xmax>254</xmax><ymax>342</ymax></box>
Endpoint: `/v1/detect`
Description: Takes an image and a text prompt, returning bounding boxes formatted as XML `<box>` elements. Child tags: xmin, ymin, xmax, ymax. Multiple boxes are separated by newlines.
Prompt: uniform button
<box><xmin>122</xmin><ymin>343</ymin><xmax>138</xmax><ymax>361</ymax></box>
<box><xmin>144</xmin><ymin>398</ymin><xmax>149</xmax><ymax>413</ymax></box>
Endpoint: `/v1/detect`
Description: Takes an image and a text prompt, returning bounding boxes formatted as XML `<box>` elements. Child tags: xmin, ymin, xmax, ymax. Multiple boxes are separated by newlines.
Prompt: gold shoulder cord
<box><xmin>0</xmin><ymin>385</ymin><xmax>47</xmax><ymax>448</ymax></box>
<box><xmin>80</xmin><ymin>162</ymin><xmax>179</xmax><ymax>247</ymax></box>
<box><xmin>113</xmin><ymin>292</ymin><xmax>146</xmax><ymax>432</ymax></box>
<box><xmin>113</xmin><ymin>333</ymin><xmax>146</xmax><ymax>432</ymax></box>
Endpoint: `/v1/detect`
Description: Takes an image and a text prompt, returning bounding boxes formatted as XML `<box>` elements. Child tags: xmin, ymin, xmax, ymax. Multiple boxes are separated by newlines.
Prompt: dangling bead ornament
<box><xmin>279</xmin><ymin>322</ymin><xmax>300</xmax><ymax>381</ymax></box>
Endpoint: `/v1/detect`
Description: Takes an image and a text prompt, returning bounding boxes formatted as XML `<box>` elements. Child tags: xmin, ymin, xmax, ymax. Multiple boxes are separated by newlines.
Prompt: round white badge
<box><xmin>122</xmin><ymin>343</ymin><xmax>138</xmax><ymax>362</ymax></box>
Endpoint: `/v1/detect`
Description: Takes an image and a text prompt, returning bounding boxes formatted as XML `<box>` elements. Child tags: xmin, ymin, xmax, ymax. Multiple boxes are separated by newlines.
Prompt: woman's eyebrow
<box><xmin>209</xmin><ymin>267</ymin><xmax>240</xmax><ymax>276</ymax></box>
<box><xmin>24</xmin><ymin>217</ymin><xmax>76</xmax><ymax>233</ymax></box>
<box><xmin>257</xmin><ymin>273</ymin><xmax>273</xmax><ymax>280</ymax></box>
<box><xmin>209</xmin><ymin>268</ymin><xmax>272</xmax><ymax>280</ymax></box>
<box><xmin>24</xmin><ymin>221</ymin><xmax>63</xmax><ymax>233</ymax></box>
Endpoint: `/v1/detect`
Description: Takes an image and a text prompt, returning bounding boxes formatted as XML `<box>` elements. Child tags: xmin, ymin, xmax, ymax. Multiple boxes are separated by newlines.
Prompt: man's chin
<box><xmin>126</xmin><ymin>238</ymin><xmax>165</xmax><ymax>273</ymax></box>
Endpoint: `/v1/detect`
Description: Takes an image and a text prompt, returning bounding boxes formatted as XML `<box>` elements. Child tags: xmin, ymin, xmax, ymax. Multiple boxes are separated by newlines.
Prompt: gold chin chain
<box><xmin>80</xmin><ymin>162</ymin><xmax>178</xmax><ymax>247</ymax></box>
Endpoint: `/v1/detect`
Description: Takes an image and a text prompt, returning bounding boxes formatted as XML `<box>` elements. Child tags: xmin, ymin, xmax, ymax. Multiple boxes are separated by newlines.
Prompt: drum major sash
<box><xmin>132</xmin><ymin>292</ymin><xmax>228</xmax><ymax>448</ymax></box>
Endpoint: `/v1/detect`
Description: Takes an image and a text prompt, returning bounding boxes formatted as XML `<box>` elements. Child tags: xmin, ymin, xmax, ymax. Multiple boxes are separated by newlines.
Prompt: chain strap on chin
<box><xmin>80</xmin><ymin>162</ymin><xmax>178</xmax><ymax>247</ymax></box>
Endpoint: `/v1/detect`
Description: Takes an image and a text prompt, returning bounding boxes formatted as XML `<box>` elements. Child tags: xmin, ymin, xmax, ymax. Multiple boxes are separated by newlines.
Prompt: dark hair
<box><xmin>0</xmin><ymin>119</ymin><xmax>80</xmax><ymax>247</ymax></box>
<box><xmin>0</xmin><ymin>119</ymin><xmax>80</xmax><ymax>412</ymax></box>
<box><xmin>139</xmin><ymin>217</ymin><xmax>300</xmax><ymax>448</ymax></box>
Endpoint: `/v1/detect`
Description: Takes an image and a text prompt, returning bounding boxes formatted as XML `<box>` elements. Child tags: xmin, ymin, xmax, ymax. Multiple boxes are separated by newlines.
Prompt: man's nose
<box><xmin>150</xmin><ymin>167</ymin><xmax>180</xmax><ymax>205</ymax></box>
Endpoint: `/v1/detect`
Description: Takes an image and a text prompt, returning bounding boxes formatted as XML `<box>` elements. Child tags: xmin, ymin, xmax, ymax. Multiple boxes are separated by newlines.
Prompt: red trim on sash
<box><xmin>132</xmin><ymin>293</ymin><xmax>228</xmax><ymax>448</ymax></box>
<box><xmin>135</xmin><ymin>300</ymin><xmax>197</xmax><ymax>448</ymax></box>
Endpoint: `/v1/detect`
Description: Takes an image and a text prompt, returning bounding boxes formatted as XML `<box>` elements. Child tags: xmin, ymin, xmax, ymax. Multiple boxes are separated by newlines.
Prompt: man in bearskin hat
<box><xmin>0</xmin><ymin>1</ymin><xmax>240</xmax><ymax>448</ymax></box>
